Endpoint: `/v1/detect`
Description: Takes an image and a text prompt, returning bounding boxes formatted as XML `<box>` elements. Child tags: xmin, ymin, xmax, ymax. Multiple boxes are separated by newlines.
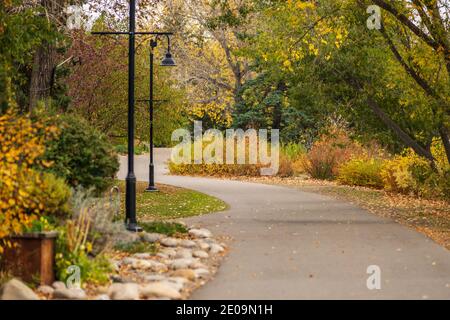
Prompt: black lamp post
<box><xmin>92</xmin><ymin>0</ymin><xmax>174</xmax><ymax>232</ymax></box>
<box><xmin>145</xmin><ymin>35</ymin><xmax>176</xmax><ymax>192</ymax></box>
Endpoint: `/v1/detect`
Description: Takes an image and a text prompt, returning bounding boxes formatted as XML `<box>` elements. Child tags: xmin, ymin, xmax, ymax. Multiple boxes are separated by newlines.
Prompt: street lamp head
<box><xmin>161</xmin><ymin>51</ymin><xmax>176</xmax><ymax>67</ymax></box>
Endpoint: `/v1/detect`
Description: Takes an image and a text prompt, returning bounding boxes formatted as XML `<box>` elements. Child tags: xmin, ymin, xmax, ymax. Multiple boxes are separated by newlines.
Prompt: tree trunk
<box><xmin>29</xmin><ymin>0</ymin><xmax>67</xmax><ymax>111</ymax></box>
<box><xmin>367</xmin><ymin>97</ymin><xmax>436</xmax><ymax>165</ymax></box>
<box><xmin>439</xmin><ymin>126</ymin><xmax>450</xmax><ymax>165</ymax></box>
<box><xmin>29</xmin><ymin>42</ymin><xmax>56</xmax><ymax>111</ymax></box>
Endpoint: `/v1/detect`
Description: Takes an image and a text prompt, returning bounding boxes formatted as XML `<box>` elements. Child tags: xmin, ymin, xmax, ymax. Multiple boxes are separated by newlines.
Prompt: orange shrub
<box><xmin>302</xmin><ymin>130</ymin><xmax>363</xmax><ymax>180</ymax></box>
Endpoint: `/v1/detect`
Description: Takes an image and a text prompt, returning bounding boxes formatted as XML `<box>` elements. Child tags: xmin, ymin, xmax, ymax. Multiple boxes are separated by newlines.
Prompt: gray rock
<box><xmin>141</xmin><ymin>232</ymin><xmax>163</xmax><ymax>243</ymax></box>
<box><xmin>95</xmin><ymin>294</ymin><xmax>110</xmax><ymax>300</ymax></box>
<box><xmin>189</xmin><ymin>228</ymin><xmax>212</xmax><ymax>238</ymax></box>
<box><xmin>0</xmin><ymin>279</ymin><xmax>39</xmax><ymax>300</ymax></box>
<box><xmin>144</xmin><ymin>274</ymin><xmax>168</xmax><ymax>282</ymax></box>
<box><xmin>193</xmin><ymin>250</ymin><xmax>209</xmax><ymax>259</ymax></box>
<box><xmin>209</xmin><ymin>243</ymin><xmax>225</xmax><ymax>254</ymax></box>
<box><xmin>157</xmin><ymin>253</ymin><xmax>169</xmax><ymax>259</ymax></box>
<box><xmin>132</xmin><ymin>253</ymin><xmax>152</xmax><ymax>259</ymax></box>
<box><xmin>114</xmin><ymin>231</ymin><xmax>140</xmax><ymax>245</ymax></box>
<box><xmin>193</xmin><ymin>268</ymin><xmax>210</xmax><ymax>279</ymax></box>
<box><xmin>140</xmin><ymin>282</ymin><xmax>181</xmax><ymax>299</ymax></box>
<box><xmin>175</xmin><ymin>248</ymin><xmax>193</xmax><ymax>259</ymax></box>
<box><xmin>37</xmin><ymin>285</ymin><xmax>54</xmax><ymax>296</ymax></box>
<box><xmin>108</xmin><ymin>283</ymin><xmax>140</xmax><ymax>300</ymax></box>
<box><xmin>53</xmin><ymin>288</ymin><xmax>87</xmax><ymax>300</ymax></box>
<box><xmin>161</xmin><ymin>248</ymin><xmax>177</xmax><ymax>257</ymax></box>
<box><xmin>160</xmin><ymin>237</ymin><xmax>179</xmax><ymax>247</ymax></box>
<box><xmin>169</xmin><ymin>258</ymin><xmax>196</xmax><ymax>270</ymax></box>
<box><xmin>179</xmin><ymin>239</ymin><xmax>196</xmax><ymax>248</ymax></box>
<box><xmin>122</xmin><ymin>257</ymin><xmax>138</xmax><ymax>266</ymax></box>
<box><xmin>52</xmin><ymin>281</ymin><xmax>66</xmax><ymax>290</ymax></box>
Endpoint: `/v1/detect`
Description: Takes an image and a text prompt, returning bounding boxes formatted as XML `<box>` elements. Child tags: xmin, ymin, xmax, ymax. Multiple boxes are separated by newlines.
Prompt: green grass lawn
<box><xmin>116</xmin><ymin>181</ymin><xmax>228</xmax><ymax>220</ymax></box>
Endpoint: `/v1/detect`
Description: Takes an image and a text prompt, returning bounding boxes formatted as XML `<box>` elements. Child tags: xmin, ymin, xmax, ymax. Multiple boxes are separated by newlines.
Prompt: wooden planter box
<box><xmin>1</xmin><ymin>231</ymin><xmax>59</xmax><ymax>286</ymax></box>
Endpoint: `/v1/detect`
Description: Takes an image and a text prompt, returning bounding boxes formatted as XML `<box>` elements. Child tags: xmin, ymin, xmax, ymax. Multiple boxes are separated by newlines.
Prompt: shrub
<box><xmin>337</xmin><ymin>158</ymin><xmax>384</xmax><ymax>188</ymax></box>
<box><xmin>302</xmin><ymin>130</ymin><xmax>363</xmax><ymax>180</ymax></box>
<box><xmin>0</xmin><ymin>111</ymin><xmax>61</xmax><ymax>252</ymax></box>
<box><xmin>381</xmin><ymin>143</ymin><xmax>449</xmax><ymax>200</ymax></box>
<box><xmin>277</xmin><ymin>153</ymin><xmax>294</xmax><ymax>177</ymax></box>
<box><xmin>281</xmin><ymin>142</ymin><xmax>306</xmax><ymax>161</ymax></box>
<box><xmin>281</xmin><ymin>143</ymin><xmax>306</xmax><ymax>176</ymax></box>
<box><xmin>26</xmin><ymin>171</ymin><xmax>72</xmax><ymax>218</ymax></box>
<box><xmin>43</xmin><ymin>114</ymin><xmax>119</xmax><ymax>194</ymax></box>
<box><xmin>169</xmin><ymin>136</ymin><xmax>266</xmax><ymax>177</ymax></box>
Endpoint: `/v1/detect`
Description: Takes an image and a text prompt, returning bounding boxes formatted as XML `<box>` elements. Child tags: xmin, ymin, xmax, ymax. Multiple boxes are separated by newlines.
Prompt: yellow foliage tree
<box><xmin>0</xmin><ymin>111</ymin><xmax>59</xmax><ymax>253</ymax></box>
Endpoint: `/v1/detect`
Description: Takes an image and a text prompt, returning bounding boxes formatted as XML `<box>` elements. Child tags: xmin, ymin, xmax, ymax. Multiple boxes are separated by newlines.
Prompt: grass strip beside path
<box><xmin>117</xmin><ymin>181</ymin><xmax>228</xmax><ymax>220</ymax></box>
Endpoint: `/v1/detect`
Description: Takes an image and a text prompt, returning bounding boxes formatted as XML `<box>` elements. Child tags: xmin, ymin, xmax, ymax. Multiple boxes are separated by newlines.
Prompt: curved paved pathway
<box><xmin>118</xmin><ymin>149</ymin><xmax>450</xmax><ymax>299</ymax></box>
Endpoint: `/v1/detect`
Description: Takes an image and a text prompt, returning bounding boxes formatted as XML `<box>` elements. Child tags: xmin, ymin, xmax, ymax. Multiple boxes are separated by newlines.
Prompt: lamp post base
<box><xmin>145</xmin><ymin>185</ymin><xmax>159</xmax><ymax>192</ymax></box>
<box><xmin>126</xmin><ymin>222</ymin><xmax>143</xmax><ymax>232</ymax></box>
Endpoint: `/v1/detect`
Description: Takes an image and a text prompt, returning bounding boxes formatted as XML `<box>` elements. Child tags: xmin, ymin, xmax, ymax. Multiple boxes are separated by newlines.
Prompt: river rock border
<box><xmin>31</xmin><ymin>224</ymin><xmax>228</xmax><ymax>300</ymax></box>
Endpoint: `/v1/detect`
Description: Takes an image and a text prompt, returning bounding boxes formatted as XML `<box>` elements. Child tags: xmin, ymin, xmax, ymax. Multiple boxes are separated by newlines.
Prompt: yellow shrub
<box><xmin>0</xmin><ymin>111</ymin><xmax>60</xmax><ymax>252</ymax></box>
<box><xmin>337</xmin><ymin>157</ymin><xmax>384</xmax><ymax>188</ymax></box>
<box><xmin>169</xmin><ymin>136</ymin><xmax>268</xmax><ymax>177</ymax></box>
<box><xmin>381</xmin><ymin>140</ymin><xmax>449</xmax><ymax>199</ymax></box>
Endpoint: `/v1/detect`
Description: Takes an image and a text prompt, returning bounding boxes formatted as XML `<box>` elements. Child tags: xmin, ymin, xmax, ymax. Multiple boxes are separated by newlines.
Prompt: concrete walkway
<box><xmin>117</xmin><ymin>149</ymin><xmax>450</xmax><ymax>299</ymax></box>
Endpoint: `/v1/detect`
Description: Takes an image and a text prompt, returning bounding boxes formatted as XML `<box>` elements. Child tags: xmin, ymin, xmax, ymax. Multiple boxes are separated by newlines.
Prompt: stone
<box><xmin>203</xmin><ymin>238</ymin><xmax>217</xmax><ymax>244</ymax></box>
<box><xmin>168</xmin><ymin>277</ymin><xmax>189</xmax><ymax>286</ymax></box>
<box><xmin>144</xmin><ymin>274</ymin><xmax>167</xmax><ymax>282</ymax></box>
<box><xmin>140</xmin><ymin>282</ymin><xmax>182</xmax><ymax>299</ymax></box>
<box><xmin>52</xmin><ymin>281</ymin><xmax>66</xmax><ymax>290</ymax></box>
<box><xmin>189</xmin><ymin>228</ymin><xmax>212</xmax><ymax>238</ymax></box>
<box><xmin>132</xmin><ymin>253</ymin><xmax>152</xmax><ymax>259</ymax></box>
<box><xmin>160</xmin><ymin>280</ymin><xmax>184</xmax><ymax>291</ymax></box>
<box><xmin>160</xmin><ymin>237</ymin><xmax>179</xmax><ymax>247</ymax></box>
<box><xmin>191</xmin><ymin>261</ymin><xmax>208</xmax><ymax>269</ymax></box>
<box><xmin>133</xmin><ymin>259</ymin><xmax>153</xmax><ymax>270</ymax></box>
<box><xmin>0</xmin><ymin>279</ymin><xmax>39</xmax><ymax>300</ymax></box>
<box><xmin>161</xmin><ymin>248</ymin><xmax>177</xmax><ymax>257</ymax></box>
<box><xmin>179</xmin><ymin>239</ymin><xmax>196</xmax><ymax>248</ymax></box>
<box><xmin>95</xmin><ymin>294</ymin><xmax>110</xmax><ymax>300</ymax></box>
<box><xmin>193</xmin><ymin>268</ymin><xmax>210</xmax><ymax>279</ymax></box>
<box><xmin>122</xmin><ymin>257</ymin><xmax>138</xmax><ymax>266</ymax></box>
<box><xmin>193</xmin><ymin>250</ymin><xmax>209</xmax><ymax>259</ymax></box>
<box><xmin>108</xmin><ymin>283</ymin><xmax>140</xmax><ymax>300</ymax></box>
<box><xmin>157</xmin><ymin>253</ymin><xmax>169</xmax><ymax>259</ymax></box>
<box><xmin>37</xmin><ymin>285</ymin><xmax>54</xmax><ymax>296</ymax></box>
<box><xmin>171</xmin><ymin>269</ymin><xmax>196</xmax><ymax>281</ymax></box>
<box><xmin>114</xmin><ymin>232</ymin><xmax>140</xmax><ymax>245</ymax></box>
<box><xmin>175</xmin><ymin>248</ymin><xmax>193</xmax><ymax>259</ymax></box>
<box><xmin>169</xmin><ymin>258</ymin><xmax>196</xmax><ymax>270</ymax></box>
<box><xmin>131</xmin><ymin>259</ymin><xmax>167</xmax><ymax>272</ymax></box>
<box><xmin>209</xmin><ymin>243</ymin><xmax>225</xmax><ymax>254</ymax></box>
<box><xmin>197</xmin><ymin>241</ymin><xmax>210</xmax><ymax>251</ymax></box>
<box><xmin>53</xmin><ymin>288</ymin><xmax>87</xmax><ymax>300</ymax></box>
<box><xmin>141</xmin><ymin>232</ymin><xmax>163</xmax><ymax>243</ymax></box>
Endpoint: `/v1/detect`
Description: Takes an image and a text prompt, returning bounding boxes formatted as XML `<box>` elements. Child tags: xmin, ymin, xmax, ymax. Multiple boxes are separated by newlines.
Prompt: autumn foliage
<box><xmin>0</xmin><ymin>111</ymin><xmax>69</xmax><ymax>252</ymax></box>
